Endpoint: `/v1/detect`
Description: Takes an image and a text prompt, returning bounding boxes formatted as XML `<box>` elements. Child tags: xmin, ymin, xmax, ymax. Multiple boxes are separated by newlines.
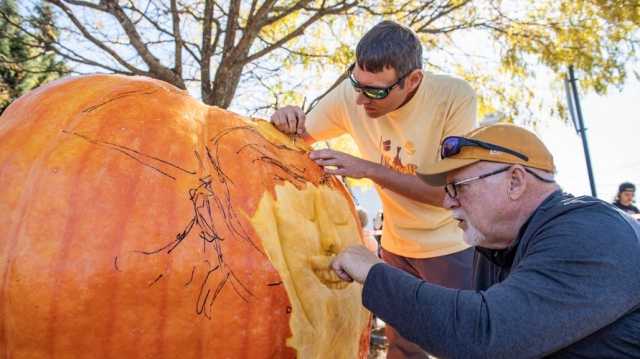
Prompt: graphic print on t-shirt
<box><xmin>378</xmin><ymin>136</ymin><xmax>418</xmax><ymax>175</ymax></box>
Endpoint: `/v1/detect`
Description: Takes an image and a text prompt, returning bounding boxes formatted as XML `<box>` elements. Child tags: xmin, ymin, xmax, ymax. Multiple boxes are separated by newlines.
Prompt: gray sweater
<box><xmin>363</xmin><ymin>191</ymin><xmax>640</xmax><ymax>358</ymax></box>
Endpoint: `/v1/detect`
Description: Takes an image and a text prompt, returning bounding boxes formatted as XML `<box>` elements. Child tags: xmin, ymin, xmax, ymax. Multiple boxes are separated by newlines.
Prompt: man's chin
<box><xmin>364</xmin><ymin>108</ymin><xmax>382</xmax><ymax>118</ymax></box>
<box><xmin>462</xmin><ymin>229</ymin><xmax>486</xmax><ymax>247</ymax></box>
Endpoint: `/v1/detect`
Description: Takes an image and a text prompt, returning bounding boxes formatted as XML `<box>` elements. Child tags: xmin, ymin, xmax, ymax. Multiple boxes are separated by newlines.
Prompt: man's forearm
<box><xmin>365</xmin><ymin>162</ymin><xmax>444</xmax><ymax>207</ymax></box>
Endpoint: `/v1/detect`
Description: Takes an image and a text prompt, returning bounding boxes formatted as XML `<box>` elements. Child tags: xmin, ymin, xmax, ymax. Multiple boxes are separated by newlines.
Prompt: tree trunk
<box><xmin>209</xmin><ymin>62</ymin><xmax>243</xmax><ymax>108</ymax></box>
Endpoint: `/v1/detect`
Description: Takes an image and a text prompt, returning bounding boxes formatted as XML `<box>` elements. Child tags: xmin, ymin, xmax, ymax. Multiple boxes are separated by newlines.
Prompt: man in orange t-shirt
<box><xmin>271</xmin><ymin>21</ymin><xmax>477</xmax><ymax>358</ymax></box>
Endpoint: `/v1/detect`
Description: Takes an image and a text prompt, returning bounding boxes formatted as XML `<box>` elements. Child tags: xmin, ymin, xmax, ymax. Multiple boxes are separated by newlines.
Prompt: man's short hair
<box><xmin>356</xmin><ymin>21</ymin><xmax>423</xmax><ymax>80</ymax></box>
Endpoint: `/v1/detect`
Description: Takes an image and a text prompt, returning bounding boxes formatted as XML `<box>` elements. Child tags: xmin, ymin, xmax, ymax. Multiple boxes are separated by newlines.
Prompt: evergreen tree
<box><xmin>0</xmin><ymin>0</ymin><xmax>66</xmax><ymax>114</ymax></box>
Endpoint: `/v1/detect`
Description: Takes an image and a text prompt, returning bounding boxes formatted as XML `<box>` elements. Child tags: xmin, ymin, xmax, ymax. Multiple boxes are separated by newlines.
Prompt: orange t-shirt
<box><xmin>306</xmin><ymin>72</ymin><xmax>476</xmax><ymax>258</ymax></box>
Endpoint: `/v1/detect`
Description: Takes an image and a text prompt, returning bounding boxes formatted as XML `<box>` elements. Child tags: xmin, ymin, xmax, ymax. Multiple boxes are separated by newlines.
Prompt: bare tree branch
<box><xmin>201</xmin><ymin>0</ymin><xmax>216</xmax><ymax>102</ymax></box>
<box><xmin>170</xmin><ymin>0</ymin><xmax>182</xmax><ymax>77</ymax></box>
<box><xmin>307</xmin><ymin>71</ymin><xmax>348</xmax><ymax>113</ymax></box>
<box><xmin>97</xmin><ymin>0</ymin><xmax>185</xmax><ymax>88</ymax></box>
<box><xmin>243</xmin><ymin>1</ymin><xmax>357</xmax><ymax>65</ymax></box>
<box><xmin>46</xmin><ymin>0</ymin><xmax>144</xmax><ymax>74</ymax></box>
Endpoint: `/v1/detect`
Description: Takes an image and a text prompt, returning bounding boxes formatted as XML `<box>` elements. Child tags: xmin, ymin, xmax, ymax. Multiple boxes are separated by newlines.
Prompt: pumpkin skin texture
<box><xmin>0</xmin><ymin>75</ymin><xmax>370</xmax><ymax>358</ymax></box>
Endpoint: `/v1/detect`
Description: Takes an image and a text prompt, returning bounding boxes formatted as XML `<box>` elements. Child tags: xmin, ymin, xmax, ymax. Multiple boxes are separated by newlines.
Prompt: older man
<box><xmin>331</xmin><ymin>124</ymin><xmax>640</xmax><ymax>358</ymax></box>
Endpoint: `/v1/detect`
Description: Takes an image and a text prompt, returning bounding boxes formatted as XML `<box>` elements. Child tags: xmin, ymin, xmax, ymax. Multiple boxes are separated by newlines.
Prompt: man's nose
<box><xmin>355</xmin><ymin>92</ymin><xmax>370</xmax><ymax>105</ymax></box>
<box><xmin>443</xmin><ymin>193</ymin><xmax>459</xmax><ymax>209</ymax></box>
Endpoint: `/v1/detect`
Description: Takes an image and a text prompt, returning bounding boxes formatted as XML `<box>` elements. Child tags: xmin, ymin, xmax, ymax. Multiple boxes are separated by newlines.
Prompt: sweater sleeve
<box><xmin>362</xmin><ymin>207</ymin><xmax>640</xmax><ymax>359</ymax></box>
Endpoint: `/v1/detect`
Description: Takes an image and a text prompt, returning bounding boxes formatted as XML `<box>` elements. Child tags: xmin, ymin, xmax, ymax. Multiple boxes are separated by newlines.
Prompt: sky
<box><xmin>540</xmin><ymin>79</ymin><xmax>640</xmax><ymax>201</ymax></box>
<box><xmin>354</xmin><ymin>78</ymin><xmax>640</xmax><ymax>228</ymax></box>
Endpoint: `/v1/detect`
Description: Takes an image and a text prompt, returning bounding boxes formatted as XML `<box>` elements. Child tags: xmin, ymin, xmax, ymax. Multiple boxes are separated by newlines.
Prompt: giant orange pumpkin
<box><xmin>0</xmin><ymin>75</ymin><xmax>370</xmax><ymax>358</ymax></box>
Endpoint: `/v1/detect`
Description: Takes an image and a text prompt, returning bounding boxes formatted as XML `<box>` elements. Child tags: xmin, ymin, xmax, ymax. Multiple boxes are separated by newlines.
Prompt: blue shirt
<box><xmin>363</xmin><ymin>191</ymin><xmax>640</xmax><ymax>358</ymax></box>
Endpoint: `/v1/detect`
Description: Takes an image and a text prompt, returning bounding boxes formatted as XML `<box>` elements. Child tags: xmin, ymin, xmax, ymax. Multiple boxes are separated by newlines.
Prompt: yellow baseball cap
<box><xmin>418</xmin><ymin>124</ymin><xmax>556</xmax><ymax>186</ymax></box>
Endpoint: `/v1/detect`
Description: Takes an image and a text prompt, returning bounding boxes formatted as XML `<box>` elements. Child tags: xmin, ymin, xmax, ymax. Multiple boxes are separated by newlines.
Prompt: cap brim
<box><xmin>417</xmin><ymin>158</ymin><xmax>480</xmax><ymax>186</ymax></box>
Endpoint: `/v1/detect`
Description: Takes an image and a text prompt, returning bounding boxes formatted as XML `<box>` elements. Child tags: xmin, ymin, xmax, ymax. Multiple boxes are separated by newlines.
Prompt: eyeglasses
<box><xmin>445</xmin><ymin>166</ymin><xmax>511</xmax><ymax>199</ymax></box>
<box><xmin>445</xmin><ymin>166</ymin><xmax>555</xmax><ymax>199</ymax></box>
<box><xmin>348</xmin><ymin>63</ymin><xmax>414</xmax><ymax>100</ymax></box>
<box><xmin>441</xmin><ymin>136</ymin><xmax>529</xmax><ymax>161</ymax></box>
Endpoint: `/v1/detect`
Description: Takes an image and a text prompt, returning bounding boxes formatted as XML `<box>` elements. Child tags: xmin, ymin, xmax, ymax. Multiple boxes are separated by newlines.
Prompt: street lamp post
<box><xmin>565</xmin><ymin>65</ymin><xmax>598</xmax><ymax>197</ymax></box>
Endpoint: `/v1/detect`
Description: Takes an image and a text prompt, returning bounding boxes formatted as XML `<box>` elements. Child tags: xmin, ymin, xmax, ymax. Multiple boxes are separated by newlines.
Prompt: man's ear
<box><xmin>508</xmin><ymin>165</ymin><xmax>527</xmax><ymax>200</ymax></box>
<box><xmin>405</xmin><ymin>70</ymin><xmax>423</xmax><ymax>91</ymax></box>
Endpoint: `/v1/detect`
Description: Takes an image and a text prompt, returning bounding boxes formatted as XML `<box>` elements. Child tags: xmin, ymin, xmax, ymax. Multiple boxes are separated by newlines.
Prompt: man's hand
<box><xmin>309</xmin><ymin>149</ymin><xmax>379</xmax><ymax>178</ymax></box>
<box><xmin>270</xmin><ymin>105</ymin><xmax>306</xmax><ymax>135</ymax></box>
<box><xmin>330</xmin><ymin>245</ymin><xmax>384</xmax><ymax>284</ymax></box>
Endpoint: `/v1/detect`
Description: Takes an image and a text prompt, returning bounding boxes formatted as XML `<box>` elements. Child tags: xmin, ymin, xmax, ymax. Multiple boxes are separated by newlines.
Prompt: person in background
<box><xmin>613</xmin><ymin>182</ymin><xmax>640</xmax><ymax>219</ymax></box>
<box><xmin>357</xmin><ymin>208</ymin><xmax>379</xmax><ymax>253</ymax></box>
<box><xmin>331</xmin><ymin>123</ymin><xmax>640</xmax><ymax>358</ymax></box>
<box><xmin>271</xmin><ymin>21</ymin><xmax>477</xmax><ymax>357</ymax></box>
<box><xmin>372</xmin><ymin>211</ymin><xmax>384</xmax><ymax>257</ymax></box>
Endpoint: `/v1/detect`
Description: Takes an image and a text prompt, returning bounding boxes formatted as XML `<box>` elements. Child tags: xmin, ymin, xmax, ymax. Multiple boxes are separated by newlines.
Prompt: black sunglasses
<box><xmin>441</xmin><ymin>136</ymin><xmax>529</xmax><ymax>161</ymax></box>
<box><xmin>348</xmin><ymin>63</ymin><xmax>414</xmax><ymax>100</ymax></box>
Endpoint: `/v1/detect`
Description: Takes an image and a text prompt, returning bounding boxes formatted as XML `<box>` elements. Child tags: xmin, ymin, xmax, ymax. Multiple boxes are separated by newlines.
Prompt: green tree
<box><xmin>0</xmin><ymin>0</ymin><xmax>67</xmax><ymax>114</ymax></box>
<box><xmin>327</xmin><ymin>0</ymin><xmax>640</xmax><ymax>122</ymax></box>
<box><xmin>2</xmin><ymin>1</ymin><xmax>638</xmax><ymax>122</ymax></box>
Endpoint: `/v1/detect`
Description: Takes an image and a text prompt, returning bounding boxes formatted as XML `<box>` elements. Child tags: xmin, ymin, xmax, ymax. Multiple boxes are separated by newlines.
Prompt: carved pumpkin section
<box><xmin>0</xmin><ymin>75</ymin><xmax>369</xmax><ymax>358</ymax></box>
<box><xmin>251</xmin><ymin>182</ymin><xmax>369</xmax><ymax>358</ymax></box>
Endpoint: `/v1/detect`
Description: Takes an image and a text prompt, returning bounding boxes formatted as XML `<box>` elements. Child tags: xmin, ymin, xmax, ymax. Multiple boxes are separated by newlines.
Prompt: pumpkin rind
<box><xmin>0</xmin><ymin>75</ymin><xmax>369</xmax><ymax>358</ymax></box>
